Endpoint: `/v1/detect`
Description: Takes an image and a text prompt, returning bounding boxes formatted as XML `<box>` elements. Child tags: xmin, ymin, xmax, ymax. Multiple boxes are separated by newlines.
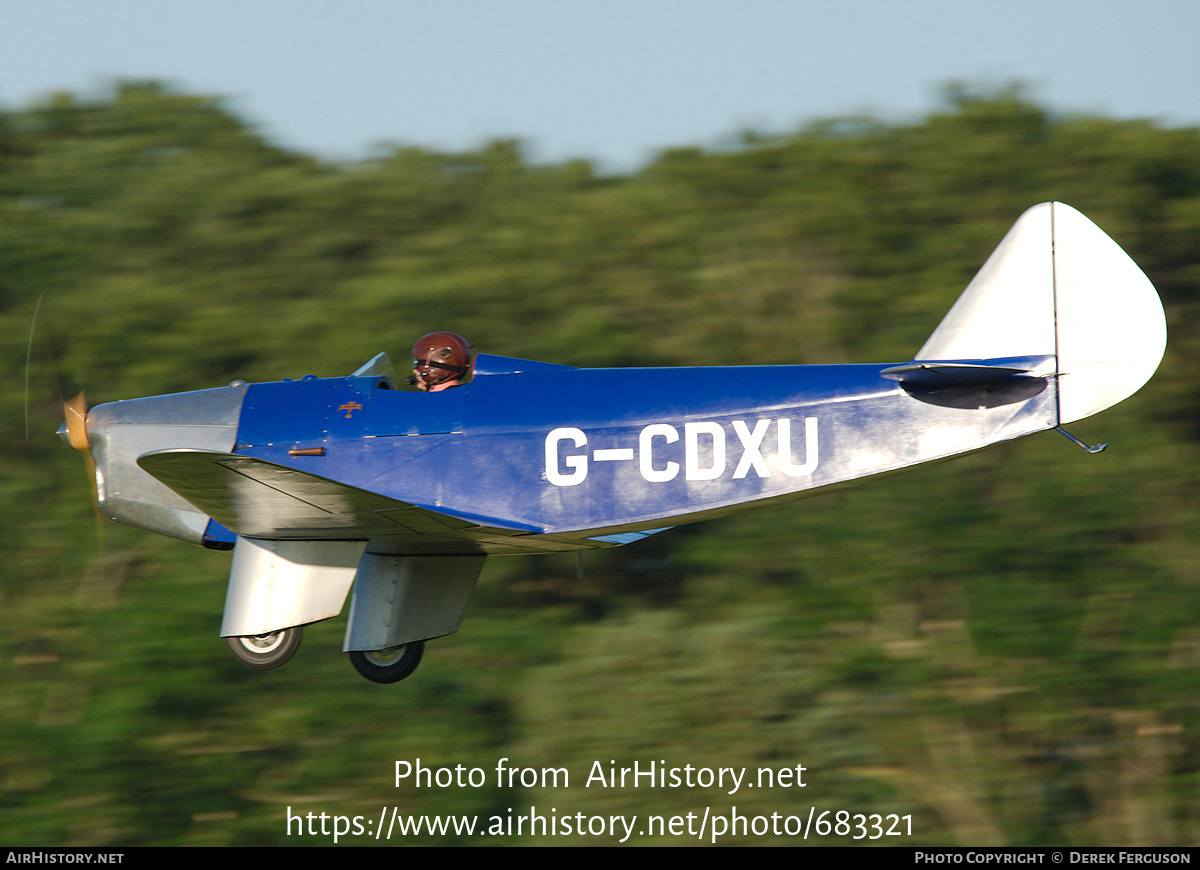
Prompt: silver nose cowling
<box><xmin>78</xmin><ymin>384</ymin><xmax>248</xmax><ymax>545</ymax></box>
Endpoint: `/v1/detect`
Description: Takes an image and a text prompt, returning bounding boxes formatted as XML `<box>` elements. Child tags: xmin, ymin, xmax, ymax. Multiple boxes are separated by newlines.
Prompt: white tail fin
<box><xmin>916</xmin><ymin>202</ymin><xmax>1166</xmax><ymax>424</ymax></box>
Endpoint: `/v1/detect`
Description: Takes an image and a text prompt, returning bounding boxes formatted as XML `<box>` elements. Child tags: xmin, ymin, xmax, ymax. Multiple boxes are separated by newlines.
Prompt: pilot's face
<box><xmin>412</xmin><ymin>348</ymin><xmax>455</xmax><ymax>390</ymax></box>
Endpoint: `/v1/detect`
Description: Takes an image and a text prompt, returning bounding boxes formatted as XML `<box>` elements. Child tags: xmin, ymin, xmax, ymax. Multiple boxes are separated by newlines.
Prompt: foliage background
<box><xmin>3</xmin><ymin>82</ymin><xmax>1200</xmax><ymax>846</ymax></box>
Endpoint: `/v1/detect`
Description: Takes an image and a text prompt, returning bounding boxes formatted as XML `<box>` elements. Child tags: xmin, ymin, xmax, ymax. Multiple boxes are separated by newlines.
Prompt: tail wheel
<box><xmin>349</xmin><ymin>641</ymin><xmax>425</xmax><ymax>684</ymax></box>
<box><xmin>226</xmin><ymin>627</ymin><xmax>303</xmax><ymax>670</ymax></box>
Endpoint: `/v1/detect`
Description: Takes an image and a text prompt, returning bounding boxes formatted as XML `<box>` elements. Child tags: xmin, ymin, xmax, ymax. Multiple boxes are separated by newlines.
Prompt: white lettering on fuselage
<box><xmin>544</xmin><ymin>418</ymin><xmax>818</xmax><ymax>486</ymax></box>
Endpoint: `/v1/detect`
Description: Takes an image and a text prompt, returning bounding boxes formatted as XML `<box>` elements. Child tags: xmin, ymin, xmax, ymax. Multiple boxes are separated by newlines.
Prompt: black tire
<box><xmin>349</xmin><ymin>641</ymin><xmax>425</xmax><ymax>684</ymax></box>
<box><xmin>225</xmin><ymin>627</ymin><xmax>303</xmax><ymax>670</ymax></box>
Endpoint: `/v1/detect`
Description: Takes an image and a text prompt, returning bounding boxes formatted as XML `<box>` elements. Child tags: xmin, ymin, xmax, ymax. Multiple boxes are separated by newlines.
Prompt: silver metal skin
<box><xmin>81</xmin><ymin>384</ymin><xmax>248</xmax><ymax>545</ymax></box>
<box><xmin>343</xmin><ymin>554</ymin><xmax>484</xmax><ymax>651</ymax></box>
<box><xmin>220</xmin><ymin>538</ymin><xmax>366</xmax><ymax>638</ymax></box>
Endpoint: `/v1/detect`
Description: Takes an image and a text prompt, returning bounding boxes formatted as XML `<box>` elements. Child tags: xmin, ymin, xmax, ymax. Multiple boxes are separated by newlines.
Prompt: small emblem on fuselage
<box><xmin>339</xmin><ymin>401</ymin><xmax>363</xmax><ymax>419</ymax></box>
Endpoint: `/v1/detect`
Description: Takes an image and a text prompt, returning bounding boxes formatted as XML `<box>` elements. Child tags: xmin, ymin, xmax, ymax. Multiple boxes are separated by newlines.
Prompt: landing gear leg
<box><xmin>348</xmin><ymin>641</ymin><xmax>425</xmax><ymax>684</ymax></box>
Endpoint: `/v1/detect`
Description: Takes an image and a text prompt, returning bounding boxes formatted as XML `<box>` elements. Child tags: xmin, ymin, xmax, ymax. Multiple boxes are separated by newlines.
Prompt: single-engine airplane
<box><xmin>59</xmin><ymin>203</ymin><xmax>1166</xmax><ymax>683</ymax></box>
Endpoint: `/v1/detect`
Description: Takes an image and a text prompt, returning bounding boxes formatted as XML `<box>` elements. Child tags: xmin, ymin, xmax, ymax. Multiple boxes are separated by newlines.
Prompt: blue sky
<box><xmin>2</xmin><ymin>0</ymin><xmax>1197</xmax><ymax>171</ymax></box>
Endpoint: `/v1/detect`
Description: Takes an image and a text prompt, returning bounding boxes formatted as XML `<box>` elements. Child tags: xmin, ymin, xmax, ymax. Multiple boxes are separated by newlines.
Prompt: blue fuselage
<box><xmin>231</xmin><ymin>354</ymin><xmax>1056</xmax><ymax>551</ymax></box>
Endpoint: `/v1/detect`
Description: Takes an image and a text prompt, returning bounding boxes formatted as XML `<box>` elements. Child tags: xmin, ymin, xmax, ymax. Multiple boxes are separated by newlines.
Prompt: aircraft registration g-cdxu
<box><xmin>60</xmin><ymin>203</ymin><xmax>1166</xmax><ymax>684</ymax></box>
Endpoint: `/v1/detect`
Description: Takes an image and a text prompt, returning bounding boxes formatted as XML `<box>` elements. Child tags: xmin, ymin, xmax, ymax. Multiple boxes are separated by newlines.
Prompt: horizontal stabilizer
<box><xmin>881</xmin><ymin>358</ymin><xmax>1048</xmax><ymax>385</ymax></box>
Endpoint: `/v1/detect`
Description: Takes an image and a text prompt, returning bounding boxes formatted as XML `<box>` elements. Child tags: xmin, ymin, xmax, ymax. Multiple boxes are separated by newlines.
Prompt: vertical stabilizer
<box><xmin>916</xmin><ymin>203</ymin><xmax>1166</xmax><ymax>425</ymax></box>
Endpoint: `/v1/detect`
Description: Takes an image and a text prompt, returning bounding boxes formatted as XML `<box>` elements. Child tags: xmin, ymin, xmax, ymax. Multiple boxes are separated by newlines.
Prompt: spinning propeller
<box><xmin>63</xmin><ymin>391</ymin><xmax>90</xmax><ymax>451</ymax></box>
<box><xmin>59</xmin><ymin>391</ymin><xmax>106</xmax><ymax>535</ymax></box>
<box><xmin>27</xmin><ymin>296</ymin><xmax>103</xmax><ymax>524</ymax></box>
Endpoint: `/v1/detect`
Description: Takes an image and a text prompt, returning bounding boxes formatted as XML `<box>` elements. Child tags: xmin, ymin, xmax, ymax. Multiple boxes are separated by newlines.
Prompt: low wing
<box><xmin>136</xmin><ymin>449</ymin><xmax>538</xmax><ymax>541</ymax></box>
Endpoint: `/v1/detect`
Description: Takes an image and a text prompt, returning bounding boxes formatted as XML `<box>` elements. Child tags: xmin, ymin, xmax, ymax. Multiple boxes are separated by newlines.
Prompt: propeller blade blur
<box><xmin>64</xmin><ymin>392</ymin><xmax>89</xmax><ymax>450</ymax></box>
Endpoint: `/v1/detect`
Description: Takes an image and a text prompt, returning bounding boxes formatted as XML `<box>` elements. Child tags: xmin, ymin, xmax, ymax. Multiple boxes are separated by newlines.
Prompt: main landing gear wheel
<box><xmin>225</xmin><ymin>627</ymin><xmax>303</xmax><ymax>670</ymax></box>
<box><xmin>349</xmin><ymin>641</ymin><xmax>425</xmax><ymax>684</ymax></box>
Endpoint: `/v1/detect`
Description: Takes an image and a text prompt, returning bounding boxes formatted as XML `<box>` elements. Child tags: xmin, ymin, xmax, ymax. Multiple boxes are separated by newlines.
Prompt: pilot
<box><xmin>409</xmin><ymin>332</ymin><xmax>472</xmax><ymax>392</ymax></box>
